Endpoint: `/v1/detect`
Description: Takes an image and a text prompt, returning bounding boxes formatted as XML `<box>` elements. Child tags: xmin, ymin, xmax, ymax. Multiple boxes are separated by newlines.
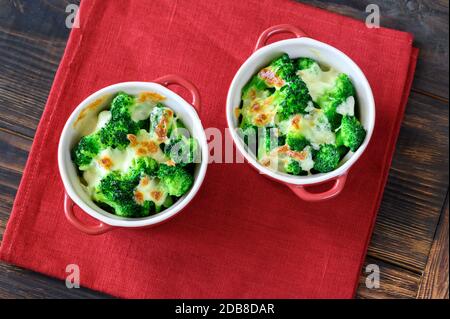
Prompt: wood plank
<box><xmin>367</xmin><ymin>92</ymin><xmax>449</xmax><ymax>272</ymax></box>
<box><xmin>356</xmin><ymin>257</ymin><xmax>421</xmax><ymax>299</ymax></box>
<box><xmin>0</xmin><ymin>0</ymin><xmax>77</xmax><ymax>138</ymax></box>
<box><xmin>0</xmin><ymin>263</ymin><xmax>109</xmax><ymax>299</ymax></box>
<box><xmin>417</xmin><ymin>194</ymin><xmax>449</xmax><ymax>299</ymax></box>
<box><xmin>298</xmin><ymin>0</ymin><xmax>449</xmax><ymax>99</ymax></box>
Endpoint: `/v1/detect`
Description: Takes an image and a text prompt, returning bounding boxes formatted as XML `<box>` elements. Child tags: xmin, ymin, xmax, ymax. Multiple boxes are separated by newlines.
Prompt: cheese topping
<box><xmin>242</xmin><ymin>93</ymin><xmax>277</xmax><ymax>127</ymax></box>
<box><xmin>297</xmin><ymin>63</ymin><xmax>340</xmax><ymax>102</ymax></box>
<box><xmin>134</xmin><ymin>175</ymin><xmax>168</xmax><ymax>206</ymax></box>
<box><xmin>336</xmin><ymin>96</ymin><xmax>355</xmax><ymax>116</ymax></box>
<box><xmin>279</xmin><ymin>108</ymin><xmax>335</xmax><ymax>146</ymax></box>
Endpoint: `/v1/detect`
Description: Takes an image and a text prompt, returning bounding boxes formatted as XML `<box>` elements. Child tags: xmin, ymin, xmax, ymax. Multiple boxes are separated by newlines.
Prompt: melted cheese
<box><xmin>242</xmin><ymin>92</ymin><xmax>277</xmax><ymax>127</ymax></box>
<box><xmin>279</xmin><ymin>108</ymin><xmax>335</xmax><ymax>146</ymax></box>
<box><xmin>336</xmin><ymin>96</ymin><xmax>355</xmax><ymax>116</ymax></box>
<box><xmin>260</xmin><ymin>145</ymin><xmax>315</xmax><ymax>174</ymax></box>
<box><xmin>297</xmin><ymin>64</ymin><xmax>340</xmax><ymax>102</ymax></box>
<box><xmin>82</xmin><ymin>147</ymin><xmax>136</xmax><ymax>194</ymax></box>
<box><xmin>94</xmin><ymin>110</ymin><xmax>112</xmax><ymax>131</ymax></box>
<box><xmin>131</xmin><ymin>129</ymin><xmax>168</xmax><ymax>163</ymax></box>
<box><xmin>134</xmin><ymin>175</ymin><xmax>168</xmax><ymax>207</ymax></box>
<box><xmin>131</xmin><ymin>101</ymin><xmax>156</xmax><ymax>122</ymax></box>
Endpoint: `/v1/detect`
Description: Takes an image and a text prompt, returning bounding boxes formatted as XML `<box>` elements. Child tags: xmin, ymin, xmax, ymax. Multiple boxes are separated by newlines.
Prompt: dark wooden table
<box><xmin>0</xmin><ymin>0</ymin><xmax>448</xmax><ymax>299</ymax></box>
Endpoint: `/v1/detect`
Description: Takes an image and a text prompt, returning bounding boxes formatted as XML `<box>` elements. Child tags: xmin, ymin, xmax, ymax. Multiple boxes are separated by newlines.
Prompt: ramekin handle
<box><xmin>64</xmin><ymin>193</ymin><xmax>113</xmax><ymax>235</ymax></box>
<box><xmin>287</xmin><ymin>173</ymin><xmax>348</xmax><ymax>201</ymax></box>
<box><xmin>154</xmin><ymin>74</ymin><xmax>201</xmax><ymax>113</ymax></box>
<box><xmin>255</xmin><ymin>24</ymin><xmax>307</xmax><ymax>51</ymax></box>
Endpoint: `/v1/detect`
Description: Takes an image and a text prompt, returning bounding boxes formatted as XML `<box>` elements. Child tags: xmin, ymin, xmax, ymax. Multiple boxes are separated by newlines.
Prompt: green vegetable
<box><xmin>286</xmin><ymin>130</ymin><xmax>309</xmax><ymax>152</ymax></box>
<box><xmin>72</xmin><ymin>134</ymin><xmax>102</xmax><ymax>169</ymax></box>
<box><xmin>285</xmin><ymin>159</ymin><xmax>301</xmax><ymax>175</ymax></box>
<box><xmin>296</xmin><ymin>57</ymin><xmax>316</xmax><ymax>70</ymax></box>
<box><xmin>242</xmin><ymin>75</ymin><xmax>269</xmax><ymax>100</ymax></box>
<box><xmin>257</xmin><ymin>54</ymin><xmax>296</xmax><ymax>87</ymax></box>
<box><xmin>98</xmin><ymin>93</ymin><xmax>140</xmax><ymax>149</ymax></box>
<box><xmin>157</xmin><ymin>164</ymin><xmax>194</xmax><ymax>197</ymax></box>
<box><xmin>165</xmin><ymin>136</ymin><xmax>198</xmax><ymax>165</ymax></box>
<box><xmin>129</xmin><ymin>156</ymin><xmax>159</xmax><ymax>178</ymax></box>
<box><xmin>313</xmin><ymin>144</ymin><xmax>340</xmax><ymax>173</ymax></box>
<box><xmin>316</xmin><ymin>74</ymin><xmax>355</xmax><ymax>130</ymax></box>
<box><xmin>336</xmin><ymin>115</ymin><xmax>366</xmax><ymax>151</ymax></box>
<box><xmin>276</xmin><ymin>77</ymin><xmax>311</xmax><ymax>121</ymax></box>
<box><xmin>93</xmin><ymin>171</ymin><xmax>153</xmax><ymax>218</ymax></box>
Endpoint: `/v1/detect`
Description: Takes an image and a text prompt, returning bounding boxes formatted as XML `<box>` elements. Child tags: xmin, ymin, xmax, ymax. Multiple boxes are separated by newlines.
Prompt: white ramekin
<box><xmin>226</xmin><ymin>25</ymin><xmax>375</xmax><ymax>201</ymax></box>
<box><xmin>58</xmin><ymin>76</ymin><xmax>208</xmax><ymax>235</ymax></box>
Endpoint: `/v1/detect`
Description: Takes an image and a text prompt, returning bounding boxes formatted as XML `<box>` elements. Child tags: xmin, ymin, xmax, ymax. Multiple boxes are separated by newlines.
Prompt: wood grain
<box><xmin>0</xmin><ymin>0</ymin><xmax>448</xmax><ymax>299</ymax></box>
<box><xmin>367</xmin><ymin>92</ymin><xmax>449</xmax><ymax>272</ymax></box>
<box><xmin>356</xmin><ymin>257</ymin><xmax>421</xmax><ymax>299</ymax></box>
<box><xmin>296</xmin><ymin>0</ymin><xmax>450</xmax><ymax>100</ymax></box>
<box><xmin>417</xmin><ymin>195</ymin><xmax>449</xmax><ymax>299</ymax></box>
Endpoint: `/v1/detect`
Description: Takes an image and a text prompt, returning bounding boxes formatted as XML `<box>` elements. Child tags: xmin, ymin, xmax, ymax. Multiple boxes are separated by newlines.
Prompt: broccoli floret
<box><xmin>93</xmin><ymin>171</ymin><xmax>152</xmax><ymax>218</ymax></box>
<box><xmin>316</xmin><ymin>74</ymin><xmax>355</xmax><ymax>130</ymax></box>
<box><xmin>337</xmin><ymin>145</ymin><xmax>350</xmax><ymax>159</ymax></box>
<box><xmin>72</xmin><ymin>134</ymin><xmax>102</xmax><ymax>169</ymax></box>
<box><xmin>286</xmin><ymin>130</ymin><xmax>309</xmax><ymax>152</ymax></box>
<box><xmin>257</xmin><ymin>54</ymin><xmax>296</xmax><ymax>88</ymax></box>
<box><xmin>296</xmin><ymin>57</ymin><xmax>316</xmax><ymax>70</ymax></box>
<box><xmin>313</xmin><ymin>144</ymin><xmax>340</xmax><ymax>173</ymax></box>
<box><xmin>129</xmin><ymin>157</ymin><xmax>159</xmax><ymax>178</ymax></box>
<box><xmin>98</xmin><ymin>118</ymin><xmax>139</xmax><ymax>149</ymax></box>
<box><xmin>276</xmin><ymin>77</ymin><xmax>311</xmax><ymax>121</ymax></box>
<box><xmin>110</xmin><ymin>92</ymin><xmax>135</xmax><ymax>120</ymax></box>
<box><xmin>165</xmin><ymin>136</ymin><xmax>198</xmax><ymax>165</ymax></box>
<box><xmin>285</xmin><ymin>159</ymin><xmax>301</xmax><ymax>175</ymax></box>
<box><xmin>97</xmin><ymin>93</ymin><xmax>140</xmax><ymax>149</ymax></box>
<box><xmin>242</xmin><ymin>75</ymin><xmax>269</xmax><ymax>100</ymax></box>
<box><xmin>336</xmin><ymin>115</ymin><xmax>366</xmax><ymax>152</ymax></box>
<box><xmin>157</xmin><ymin>164</ymin><xmax>194</xmax><ymax>197</ymax></box>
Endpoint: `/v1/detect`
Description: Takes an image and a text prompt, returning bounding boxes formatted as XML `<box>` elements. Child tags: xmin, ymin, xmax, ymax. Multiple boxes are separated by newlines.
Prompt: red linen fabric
<box><xmin>0</xmin><ymin>0</ymin><xmax>418</xmax><ymax>298</ymax></box>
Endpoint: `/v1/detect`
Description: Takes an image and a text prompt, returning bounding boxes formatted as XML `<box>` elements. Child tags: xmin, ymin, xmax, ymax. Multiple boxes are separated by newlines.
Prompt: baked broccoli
<box><xmin>285</xmin><ymin>159</ymin><xmax>301</xmax><ymax>175</ymax></box>
<box><xmin>165</xmin><ymin>135</ymin><xmax>198</xmax><ymax>165</ymax></box>
<box><xmin>110</xmin><ymin>92</ymin><xmax>135</xmax><ymax>120</ymax></box>
<box><xmin>313</xmin><ymin>144</ymin><xmax>340</xmax><ymax>173</ymax></box>
<box><xmin>316</xmin><ymin>74</ymin><xmax>355</xmax><ymax>130</ymax></box>
<box><xmin>97</xmin><ymin>93</ymin><xmax>140</xmax><ymax>149</ymax></box>
<box><xmin>286</xmin><ymin>130</ymin><xmax>309</xmax><ymax>152</ymax></box>
<box><xmin>336</xmin><ymin>115</ymin><xmax>366</xmax><ymax>151</ymax></box>
<box><xmin>242</xmin><ymin>75</ymin><xmax>269</xmax><ymax>100</ymax></box>
<box><xmin>157</xmin><ymin>164</ymin><xmax>193</xmax><ymax>197</ymax></box>
<box><xmin>129</xmin><ymin>156</ymin><xmax>159</xmax><ymax>178</ymax></box>
<box><xmin>296</xmin><ymin>57</ymin><xmax>316</xmax><ymax>70</ymax></box>
<box><xmin>93</xmin><ymin>171</ymin><xmax>153</xmax><ymax>218</ymax></box>
<box><xmin>257</xmin><ymin>54</ymin><xmax>296</xmax><ymax>88</ymax></box>
<box><xmin>276</xmin><ymin>77</ymin><xmax>311</xmax><ymax>121</ymax></box>
<box><xmin>72</xmin><ymin>134</ymin><xmax>102</xmax><ymax>169</ymax></box>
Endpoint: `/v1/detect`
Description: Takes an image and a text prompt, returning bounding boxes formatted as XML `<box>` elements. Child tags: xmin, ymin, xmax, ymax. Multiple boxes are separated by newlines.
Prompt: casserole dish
<box><xmin>226</xmin><ymin>25</ymin><xmax>375</xmax><ymax>201</ymax></box>
<box><xmin>58</xmin><ymin>75</ymin><xmax>208</xmax><ymax>234</ymax></box>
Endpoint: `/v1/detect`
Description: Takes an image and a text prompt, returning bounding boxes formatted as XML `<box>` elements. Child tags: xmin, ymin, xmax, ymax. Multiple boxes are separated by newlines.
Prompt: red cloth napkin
<box><xmin>0</xmin><ymin>0</ymin><xmax>418</xmax><ymax>298</ymax></box>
